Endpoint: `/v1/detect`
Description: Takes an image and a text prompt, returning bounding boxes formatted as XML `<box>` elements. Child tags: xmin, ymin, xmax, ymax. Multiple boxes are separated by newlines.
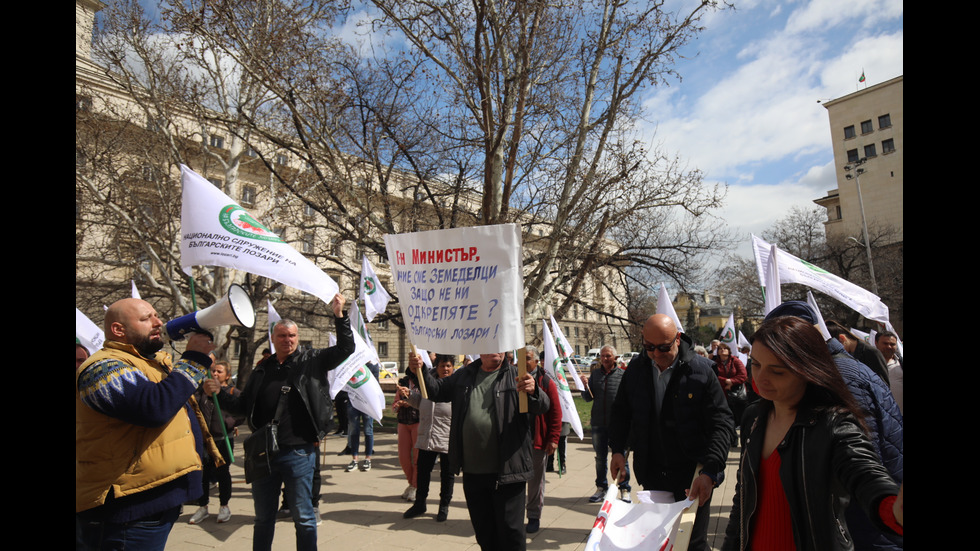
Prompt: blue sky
<box><xmin>641</xmin><ymin>0</ymin><xmax>903</xmax><ymax>259</ymax></box>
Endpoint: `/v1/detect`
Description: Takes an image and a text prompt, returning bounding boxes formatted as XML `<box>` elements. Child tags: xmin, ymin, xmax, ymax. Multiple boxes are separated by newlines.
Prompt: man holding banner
<box><xmin>408</xmin><ymin>351</ymin><xmax>548</xmax><ymax>551</ymax></box>
<box><xmin>609</xmin><ymin>314</ymin><xmax>734</xmax><ymax>551</ymax></box>
<box><xmin>204</xmin><ymin>294</ymin><xmax>352</xmax><ymax>551</ymax></box>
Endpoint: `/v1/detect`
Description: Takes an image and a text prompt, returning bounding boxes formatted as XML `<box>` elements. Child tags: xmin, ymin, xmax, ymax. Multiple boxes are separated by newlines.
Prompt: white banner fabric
<box><xmin>383</xmin><ymin>224</ymin><xmax>524</xmax><ymax>354</ymax></box>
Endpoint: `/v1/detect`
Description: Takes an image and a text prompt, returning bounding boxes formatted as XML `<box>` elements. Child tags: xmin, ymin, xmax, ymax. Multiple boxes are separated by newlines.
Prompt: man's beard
<box><xmin>133</xmin><ymin>335</ymin><xmax>164</xmax><ymax>358</ymax></box>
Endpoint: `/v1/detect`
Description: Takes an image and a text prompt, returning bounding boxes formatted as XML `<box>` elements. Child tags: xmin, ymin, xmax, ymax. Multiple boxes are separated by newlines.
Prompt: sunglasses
<box><xmin>642</xmin><ymin>333</ymin><xmax>678</xmax><ymax>353</ymax></box>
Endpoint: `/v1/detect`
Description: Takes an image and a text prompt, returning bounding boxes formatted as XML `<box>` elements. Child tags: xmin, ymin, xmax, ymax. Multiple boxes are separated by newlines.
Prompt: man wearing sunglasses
<box><xmin>608</xmin><ymin>314</ymin><xmax>733</xmax><ymax>551</ymax></box>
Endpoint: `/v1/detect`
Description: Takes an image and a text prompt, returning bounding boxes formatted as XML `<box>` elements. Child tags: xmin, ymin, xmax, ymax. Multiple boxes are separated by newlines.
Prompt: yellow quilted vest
<box><xmin>75</xmin><ymin>341</ymin><xmax>222</xmax><ymax>512</ymax></box>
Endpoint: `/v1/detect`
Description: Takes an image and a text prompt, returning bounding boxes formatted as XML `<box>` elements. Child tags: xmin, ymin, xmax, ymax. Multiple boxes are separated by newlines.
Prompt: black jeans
<box><xmin>415</xmin><ymin>449</ymin><xmax>454</xmax><ymax>508</ymax></box>
<box><xmin>462</xmin><ymin>473</ymin><xmax>526</xmax><ymax>551</ymax></box>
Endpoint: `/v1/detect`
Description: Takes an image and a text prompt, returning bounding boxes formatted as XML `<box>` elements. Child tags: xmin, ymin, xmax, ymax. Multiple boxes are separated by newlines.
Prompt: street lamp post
<box><xmin>844</xmin><ymin>159</ymin><xmax>879</xmax><ymax>295</ymax></box>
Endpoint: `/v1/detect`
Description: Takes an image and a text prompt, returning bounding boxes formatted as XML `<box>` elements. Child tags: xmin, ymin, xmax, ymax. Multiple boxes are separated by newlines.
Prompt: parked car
<box><xmin>379</xmin><ymin>361</ymin><xmax>399</xmax><ymax>379</ymax></box>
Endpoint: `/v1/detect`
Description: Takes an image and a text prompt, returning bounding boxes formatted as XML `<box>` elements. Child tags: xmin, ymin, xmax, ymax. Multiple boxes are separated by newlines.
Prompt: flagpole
<box><xmin>411</xmin><ymin>345</ymin><xmax>429</xmax><ymax>399</ymax></box>
<box><xmin>191</xmin><ymin>276</ymin><xmax>235</xmax><ymax>462</ymax></box>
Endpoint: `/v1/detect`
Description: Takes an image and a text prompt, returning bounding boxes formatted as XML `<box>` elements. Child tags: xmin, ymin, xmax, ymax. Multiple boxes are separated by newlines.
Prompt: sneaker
<box><xmin>406</xmin><ymin>487</ymin><xmax>416</xmax><ymax>501</ymax></box>
<box><xmin>345</xmin><ymin>460</ymin><xmax>358</xmax><ymax>472</ymax></box>
<box><xmin>589</xmin><ymin>488</ymin><xmax>606</xmax><ymax>503</ymax></box>
<box><xmin>526</xmin><ymin>518</ymin><xmax>540</xmax><ymax>533</ymax></box>
<box><xmin>403</xmin><ymin>503</ymin><xmax>426</xmax><ymax>519</ymax></box>
<box><xmin>278</xmin><ymin>504</ymin><xmax>291</xmax><ymax>517</ymax></box>
<box><xmin>216</xmin><ymin>505</ymin><xmax>231</xmax><ymax>523</ymax></box>
<box><xmin>619</xmin><ymin>488</ymin><xmax>631</xmax><ymax>503</ymax></box>
<box><xmin>189</xmin><ymin>506</ymin><xmax>209</xmax><ymax>525</ymax></box>
<box><xmin>401</xmin><ymin>485</ymin><xmax>413</xmax><ymax>500</ymax></box>
<box><xmin>314</xmin><ymin>504</ymin><xmax>322</xmax><ymax>526</ymax></box>
<box><xmin>338</xmin><ymin>446</ymin><xmax>351</xmax><ymax>456</ymax></box>
<box><xmin>360</xmin><ymin>459</ymin><xmax>372</xmax><ymax>471</ymax></box>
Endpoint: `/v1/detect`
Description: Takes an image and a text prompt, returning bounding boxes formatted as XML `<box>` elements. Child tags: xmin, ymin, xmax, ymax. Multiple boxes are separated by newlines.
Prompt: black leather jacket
<box><xmin>722</xmin><ymin>401</ymin><xmax>899</xmax><ymax>551</ymax></box>
<box><xmin>609</xmin><ymin>334</ymin><xmax>734</xmax><ymax>492</ymax></box>
<box><xmin>219</xmin><ymin>315</ymin><xmax>354</xmax><ymax>442</ymax></box>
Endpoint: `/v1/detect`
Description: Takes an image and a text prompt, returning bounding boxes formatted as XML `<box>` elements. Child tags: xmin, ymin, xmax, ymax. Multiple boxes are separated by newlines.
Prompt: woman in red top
<box><xmin>722</xmin><ymin>316</ymin><xmax>902</xmax><ymax>551</ymax></box>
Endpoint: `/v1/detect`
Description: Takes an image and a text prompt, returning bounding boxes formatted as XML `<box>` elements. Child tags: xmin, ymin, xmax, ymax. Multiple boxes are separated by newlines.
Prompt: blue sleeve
<box><xmin>77</xmin><ymin>354</ymin><xmax>209</xmax><ymax>427</ymax></box>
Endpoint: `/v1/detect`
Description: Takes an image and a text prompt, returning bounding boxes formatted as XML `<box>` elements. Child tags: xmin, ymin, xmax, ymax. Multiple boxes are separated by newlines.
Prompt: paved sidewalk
<box><xmin>167</xmin><ymin>427</ymin><xmax>739</xmax><ymax>550</ymax></box>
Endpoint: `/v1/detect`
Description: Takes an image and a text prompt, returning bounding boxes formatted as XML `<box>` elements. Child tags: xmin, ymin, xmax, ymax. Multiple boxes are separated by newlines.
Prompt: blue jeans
<box><xmin>75</xmin><ymin>506</ymin><xmax>180</xmax><ymax>551</ymax></box>
<box><xmin>251</xmin><ymin>443</ymin><xmax>317</xmax><ymax>551</ymax></box>
<box><xmin>347</xmin><ymin>403</ymin><xmax>374</xmax><ymax>457</ymax></box>
<box><xmin>591</xmin><ymin>426</ymin><xmax>630</xmax><ymax>491</ymax></box>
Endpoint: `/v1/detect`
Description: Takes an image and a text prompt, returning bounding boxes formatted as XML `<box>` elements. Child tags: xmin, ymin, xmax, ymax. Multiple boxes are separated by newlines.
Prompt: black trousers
<box><xmin>415</xmin><ymin>449</ymin><xmax>454</xmax><ymax>508</ymax></box>
<box><xmin>462</xmin><ymin>473</ymin><xmax>526</xmax><ymax>551</ymax></box>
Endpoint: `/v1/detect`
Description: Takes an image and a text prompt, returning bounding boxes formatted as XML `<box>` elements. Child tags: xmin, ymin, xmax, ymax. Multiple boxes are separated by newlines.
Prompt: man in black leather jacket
<box><xmin>206</xmin><ymin>293</ymin><xmax>353</xmax><ymax>551</ymax></box>
<box><xmin>609</xmin><ymin>314</ymin><xmax>733</xmax><ymax>551</ymax></box>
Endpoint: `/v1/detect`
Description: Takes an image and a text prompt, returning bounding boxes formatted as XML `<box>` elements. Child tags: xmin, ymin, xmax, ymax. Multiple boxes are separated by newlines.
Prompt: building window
<box><xmin>208</xmin><ymin>177</ymin><xmax>224</xmax><ymax>191</ymax></box>
<box><xmin>574</xmin><ymin>327</ymin><xmax>580</xmax><ymax>338</ymax></box>
<box><xmin>846</xmin><ymin>149</ymin><xmax>860</xmax><ymax>163</ymax></box>
<box><xmin>302</xmin><ymin>232</ymin><xmax>314</xmax><ymax>254</ymax></box>
<box><xmin>245</xmin><ymin>146</ymin><xmax>257</xmax><ymax>157</ymax></box>
<box><xmin>863</xmin><ymin>144</ymin><xmax>877</xmax><ymax>158</ymax></box>
<box><xmin>304</xmin><ymin>203</ymin><xmax>316</xmax><ymax>218</ymax></box>
<box><xmin>377</xmin><ymin>342</ymin><xmax>388</xmax><ymax>358</ymax></box>
<box><xmin>835</xmin><ymin>205</ymin><xmax>842</xmax><ymax>220</ymax></box>
<box><xmin>843</xmin><ymin>125</ymin><xmax>856</xmax><ymax>139</ymax></box>
<box><xmin>241</xmin><ymin>185</ymin><xmax>256</xmax><ymax>206</ymax></box>
<box><xmin>276</xmin><ymin>154</ymin><xmax>288</xmax><ymax>166</ymax></box>
<box><xmin>860</xmin><ymin>120</ymin><xmax>873</xmax><ymax>134</ymax></box>
<box><xmin>377</xmin><ymin>319</ymin><xmax>389</xmax><ymax>330</ymax></box>
<box><xmin>878</xmin><ymin>114</ymin><xmax>892</xmax><ymax>129</ymax></box>
<box><xmin>209</xmin><ymin>135</ymin><xmax>225</xmax><ymax>149</ymax></box>
<box><xmin>882</xmin><ymin>138</ymin><xmax>895</xmax><ymax>154</ymax></box>
<box><xmin>76</xmin><ymin>94</ymin><xmax>92</xmax><ymax>112</ymax></box>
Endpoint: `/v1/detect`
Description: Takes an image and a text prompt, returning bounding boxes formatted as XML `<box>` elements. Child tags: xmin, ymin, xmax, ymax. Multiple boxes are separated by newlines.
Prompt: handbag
<box><xmin>243</xmin><ymin>385</ymin><xmax>291</xmax><ymax>483</ymax></box>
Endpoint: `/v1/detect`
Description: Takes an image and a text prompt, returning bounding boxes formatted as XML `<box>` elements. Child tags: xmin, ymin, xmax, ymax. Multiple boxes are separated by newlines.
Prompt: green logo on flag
<box><xmin>219</xmin><ymin>205</ymin><xmax>283</xmax><ymax>243</ymax></box>
<box><xmin>552</xmin><ymin>359</ymin><xmax>570</xmax><ymax>392</ymax></box>
<box><xmin>364</xmin><ymin>277</ymin><xmax>377</xmax><ymax>295</ymax></box>
<box><xmin>721</xmin><ymin>328</ymin><xmax>735</xmax><ymax>342</ymax></box>
<box><xmin>348</xmin><ymin>366</ymin><xmax>369</xmax><ymax>389</ymax></box>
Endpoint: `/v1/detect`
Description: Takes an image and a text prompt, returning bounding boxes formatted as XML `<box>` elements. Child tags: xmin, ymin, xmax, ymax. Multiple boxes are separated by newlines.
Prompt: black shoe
<box><xmin>526</xmin><ymin>519</ymin><xmax>540</xmax><ymax>533</ymax></box>
<box><xmin>403</xmin><ymin>504</ymin><xmax>426</xmax><ymax>519</ymax></box>
<box><xmin>436</xmin><ymin>507</ymin><xmax>448</xmax><ymax>522</ymax></box>
<box><xmin>337</xmin><ymin>446</ymin><xmax>351</xmax><ymax>456</ymax></box>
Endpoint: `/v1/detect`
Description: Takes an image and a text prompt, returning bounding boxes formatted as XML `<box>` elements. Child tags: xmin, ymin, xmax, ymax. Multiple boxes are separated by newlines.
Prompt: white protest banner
<box><xmin>585</xmin><ymin>487</ymin><xmax>691</xmax><ymax>551</ymax></box>
<box><xmin>360</xmin><ymin>255</ymin><xmax>392</xmax><ymax>322</ymax></box>
<box><xmin>349</xmin><ymin>301</ymin><xmax>380</xmax><ymax>361</ymax></box>
<box><xmin>762</xmin><ymin>244</ymin><xmax>782</xmax><ymax>316</ymax></box>
<box><xmin>549</xmin><ymin>316</ymin><xmax>585</xmax><ymax>391</ymax></box>
<box><xmin>76</xmin><ymin>308</ymin><xmax>105</xmax><ymax>355</ymax></box>
<box><xmin>752</xmin><ymin>234</ymin><xmax>889</xmax><ymax>325</ymax></box>
<box><xmin>384</xmin><ymin>224</ymin><xmax>524</xmax><ymax>354</ymax></box>
<box><xmin>720</xmin><ymin>314</ymin><xmax>738</xmax><ymax>352</ymax></box>
<box><xmin>657</xmin><ymin>282</ymin><xmax>683</xmax><ymax>332</ymax></box>
<box><xmin>543</xmin><ymin>321</ymin><xmax>584</xmax><ymax>440</ymax></box>
<box><xmin>131</xmin><ymin>280</ymin><xmax>141</xmax><ymax>299</ymax></box>
<box><xmin>266</xmin><ymin>299</ymin><xmax>281</xmax><ymax>355</ymax></box>
<box><xmin>179</xmin><ymin>165</ymin><xmax>339</xmax><ymax>305</ymax></box>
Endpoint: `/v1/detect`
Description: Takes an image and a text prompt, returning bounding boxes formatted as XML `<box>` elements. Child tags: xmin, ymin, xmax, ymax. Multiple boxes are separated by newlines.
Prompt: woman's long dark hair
<box><xmin>750</xmin><ymin>316</ymin><xmax>866</xmax><ymax>431</ymax></box>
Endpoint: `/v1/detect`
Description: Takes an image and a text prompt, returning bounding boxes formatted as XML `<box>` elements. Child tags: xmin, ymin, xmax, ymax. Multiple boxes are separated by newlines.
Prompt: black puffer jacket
<box><xmin>609</xmin><ymin>334</ymin><xmax>733</xmax><ymax>492</ymax></box>
<box><xmin>722</xmin><ymin>401</ymin><xmax>900</xmax><ymax>551</ymax></box>
<box><xmin>219</xmin><ymin>315</ymin><xmax>354</xmax><ymax>442</ymax></box>
<box><xmin>414</xmin><ymin>357</ymin><xmax>549</xmax><ymax>484</ymax></box>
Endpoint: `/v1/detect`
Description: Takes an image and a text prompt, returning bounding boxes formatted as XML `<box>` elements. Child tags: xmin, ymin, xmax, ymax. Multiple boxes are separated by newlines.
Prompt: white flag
<box><xmin>266</xmin><ymin>300</ymin><xmax>281</xmax><ymax>355</ymax></box>
<box><xmin>179</xmin><ymin>165</ymin><xmax>339</xmax><ymax>306</ymax></box>
<box><xmin>130</xmin><ymin>280</ymin><xmax>141</xmax><ymax>299</ymax></box>
<box><xmin>549</xmin><ymin>316</ymin><xmax>585</xmax><ymax>391</ymax></box>
<box><xmin>328</xmin><ymin>332</ymin><xmax>386</xmax><ymax>422</ymax></box>
<box><xmin>805</xmin><ymin>291</ymin><xmax>831</xmax><ymax>341</ymax></box>
<box><xmin>360</xmin><ymin>255</ymin><xmax>392</xmax><ymax>322</ymax></box>
<box><xmin>656</xmin><ymin>283</ymin><xmax>683</xmax><ymax>333</ymax></box>
<box><xmin>720</xmin><ymin>314</ymin><xmax>738</xmax><ymax>353</ymax></box>
<box><xmin>752</xmin><ymin>235</ymin><xmax>889</xmax><ymax>325</ymax></box>
<box><xmin>349</xmin><ymin>301</ymin><xmax>379</xmax><ymax>361</ymax></box>
<box><xmin>762</xmin><ymin>244</ymin><xmax>782</xmax><ymax>316</ymax></box>
<box><xmin>586</xmin><ymin>486</ymin><xmax>692</xmax><ymax>551</ymax></box>
<box><xmin>542</xmin><ymin>322</ymin><xmax>584</xmax><ymax>440</ymax></box>
<box><xmin>76</xmin><ymin>308</ymin><xmax>105</xmax><ymax>355</ymax></box>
